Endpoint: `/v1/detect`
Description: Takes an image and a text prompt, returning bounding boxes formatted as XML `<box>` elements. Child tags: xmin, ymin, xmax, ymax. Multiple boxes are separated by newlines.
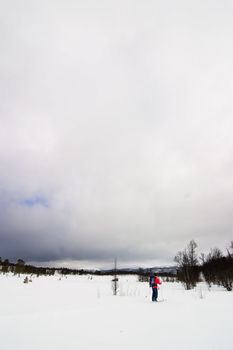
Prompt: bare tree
<box><xmin>112</xmin><ymin>257</ymin><xmax>119</xmax><ymax>296</ymax></box>
<box><xmin>202</xmin><ymin>245</ymin><xmax>233</xmax><ymax>291</ymax></box>
<box><xmin>199</xmin><ymin>253</ymin><xmax>206</xmax><ymax>265</ymax></box>
<box><xmin>174</xmin><ymin>240</ymin><xmax>200</xmax><ymax>289</ymax></box>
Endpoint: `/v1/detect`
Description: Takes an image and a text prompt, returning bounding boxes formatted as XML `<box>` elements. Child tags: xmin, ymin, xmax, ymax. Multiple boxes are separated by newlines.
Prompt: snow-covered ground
<box><xmin>0</xmin><ymin>274</ymin><xmax>232</xmax><ymax>350</ymax></box>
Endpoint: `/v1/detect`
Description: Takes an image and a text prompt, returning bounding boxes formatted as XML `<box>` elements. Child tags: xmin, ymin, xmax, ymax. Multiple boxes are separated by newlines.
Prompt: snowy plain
<box><xmin>0</xmin><ymin>274</ymin><xmax>232</xmax><ymax>350</ymax></box>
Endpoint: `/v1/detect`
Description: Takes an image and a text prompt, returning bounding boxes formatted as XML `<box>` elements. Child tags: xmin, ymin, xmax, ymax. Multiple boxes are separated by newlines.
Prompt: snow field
<box><xmin>0</xmin><ymin>274</ymin><xmax>232</xmax><ymax>350</ymax></box>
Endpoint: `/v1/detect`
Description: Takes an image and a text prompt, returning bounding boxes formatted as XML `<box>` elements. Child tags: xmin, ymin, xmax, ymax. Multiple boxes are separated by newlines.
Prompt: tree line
<box><xmin>0</xmin><ymin>258</ymin><xmax>55</xmax><ymax>276</ymax></box>
<box><xmin>174</xmin><ymin>240</ymin><xmax>233</xmax><ymax>291</ymax></box>
<box><xmin>0</xmin><ymin>258</ymin><xmax>99</xmax><ymax>277</ymax></box>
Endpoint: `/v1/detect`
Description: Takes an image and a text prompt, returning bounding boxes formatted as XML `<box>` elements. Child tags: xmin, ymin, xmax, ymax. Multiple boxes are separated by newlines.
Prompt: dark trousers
<box><xmin>152</xmin><ymin>288</ymin><xmax>158</xmax><ymax>301</ymax></box>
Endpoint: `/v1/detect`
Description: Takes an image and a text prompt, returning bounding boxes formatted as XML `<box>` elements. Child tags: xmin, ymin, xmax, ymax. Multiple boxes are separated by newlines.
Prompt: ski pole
<box><xmin>159</xmin><ymin>283</ymin><xmax>164</xmax><ymax>301</ymax></box>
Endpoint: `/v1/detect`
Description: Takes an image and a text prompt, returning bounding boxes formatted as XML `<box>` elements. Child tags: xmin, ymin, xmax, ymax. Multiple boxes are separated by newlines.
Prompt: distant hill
<box><xmin>101</xmin><ymin>266</ymin><xmax>177</xmax><ymax>276</ymax></box>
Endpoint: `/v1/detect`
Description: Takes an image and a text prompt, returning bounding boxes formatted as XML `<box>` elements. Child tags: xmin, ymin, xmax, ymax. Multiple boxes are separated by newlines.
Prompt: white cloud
<box><xmin>1</xmin><ymin>0</ymin><xmax>233</xmax><ymax>266</ymax></box>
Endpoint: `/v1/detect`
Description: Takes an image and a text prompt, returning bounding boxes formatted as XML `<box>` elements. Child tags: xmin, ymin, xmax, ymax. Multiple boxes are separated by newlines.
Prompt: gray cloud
<box><xmin>1</xmin><ymin>0</ymin><xmax>233</xmax><ymax>267</ymax></box>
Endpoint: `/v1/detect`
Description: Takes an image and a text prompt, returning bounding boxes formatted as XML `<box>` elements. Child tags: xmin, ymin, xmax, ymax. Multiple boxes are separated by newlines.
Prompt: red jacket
<box><xmin>152</xmin><ymin>276</ymin><xmax>161</xmax><ymax>289</ymax></box>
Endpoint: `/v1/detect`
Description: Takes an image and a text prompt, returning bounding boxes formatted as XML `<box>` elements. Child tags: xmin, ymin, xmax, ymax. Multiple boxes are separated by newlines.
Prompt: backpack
<box><xmin>149</xmin><ymin>275</ymin><xmax>154</xmax><ymax>287</ymax></box>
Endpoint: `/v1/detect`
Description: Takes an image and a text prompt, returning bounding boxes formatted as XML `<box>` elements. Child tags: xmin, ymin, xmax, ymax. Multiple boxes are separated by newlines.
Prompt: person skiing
<box><xmin>151</xmin><ymin>274</ymin><xmax>162</xmax><ymax>302</ymax></box>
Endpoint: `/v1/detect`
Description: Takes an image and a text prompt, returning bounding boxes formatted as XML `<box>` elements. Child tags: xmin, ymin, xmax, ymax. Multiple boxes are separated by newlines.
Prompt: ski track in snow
<box><xmin>0</xmin><ymin>274</ymin><xmax>232</xmax><ymax>350</ymax></box>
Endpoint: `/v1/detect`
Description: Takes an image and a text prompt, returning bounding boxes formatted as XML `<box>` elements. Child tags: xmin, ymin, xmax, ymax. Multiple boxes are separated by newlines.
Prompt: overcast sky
<box><xmin>1</xmin><ymin>0</ymin><xmax>233</xmax><ymax>268</ymax></box>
